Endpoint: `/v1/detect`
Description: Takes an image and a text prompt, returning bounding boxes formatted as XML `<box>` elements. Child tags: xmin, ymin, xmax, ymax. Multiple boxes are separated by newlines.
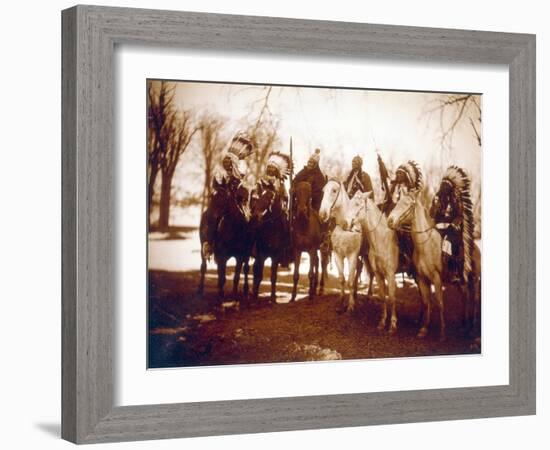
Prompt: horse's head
<box><xmin>209</xmin><ymin>189</ymin><xmax>229</xmax><ymax>218</ymax></box>
<box><xmin>319</xmin><ymin>179</ymin><xmax>342</xmax><ymax>223</ymax></box>
<box><xmin>294</xmin><ymin>181</ymin><xmax>312</xmax><ymax>221</ymax></box>
<box><xmin>251</xmin><ymin>189</ymin><xmax>276</xmax><ymax>223</ymax></box>
<box><xmin>388</xmin><ymin>190</ymin><xmax>417</xmax><ymax>229</ymax></box>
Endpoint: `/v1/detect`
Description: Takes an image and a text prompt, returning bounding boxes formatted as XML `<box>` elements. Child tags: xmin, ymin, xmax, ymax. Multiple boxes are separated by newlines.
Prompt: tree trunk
<box><xmin>158</xmin><ymin>170</ymin><xmax>173</xmax><ymax>230</ymax></box>
<box><xmin>147</xmin><ymin>165</ymin><xmax>159</xmax><ymax>227</ymax></box>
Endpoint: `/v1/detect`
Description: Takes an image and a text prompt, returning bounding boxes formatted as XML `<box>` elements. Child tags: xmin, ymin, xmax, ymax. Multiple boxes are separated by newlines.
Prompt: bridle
<box><xmin>359</xmin><ymin>198</ymin><xmax>384</xmax><ymax>233</ymax></box>
<box><xmin>391</xmin><ymin>195</ymin><xmax>436</xmax><ymax>244</ymax></box>
<box><xmin>326</xmin><ymin>180</ymin><xmax>343</xmax><ymax>218</ymax></box>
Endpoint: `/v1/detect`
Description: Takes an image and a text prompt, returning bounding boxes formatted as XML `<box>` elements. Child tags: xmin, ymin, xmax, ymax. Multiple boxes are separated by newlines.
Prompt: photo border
<box><xmin>62</xmin><ymin>5</ymin><xmax>535</xmax><ymax>443</ymax></box>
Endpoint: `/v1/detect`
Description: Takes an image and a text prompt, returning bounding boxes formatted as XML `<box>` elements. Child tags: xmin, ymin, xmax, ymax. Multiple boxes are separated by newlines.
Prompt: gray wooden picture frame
<box><xmin>61</xmin><ymin>4</ymin><xmax>536</xmax><ymax>444</ymax></box>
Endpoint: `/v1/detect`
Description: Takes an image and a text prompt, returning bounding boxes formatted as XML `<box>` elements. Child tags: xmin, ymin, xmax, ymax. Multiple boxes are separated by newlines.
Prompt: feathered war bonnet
<box><xmin>440</xmin><ymin>165</ymin><xmax>475</xmax><ymax>282</ymax></box>
<box><xmin>221</xmin><ymin>132</ymin><xmax>255</xmax><ymax>178</ymax></box>
<box><xmin>226</xmin><ymin>133</ymin><xmax>254</xmax><ymax>160</ymax></box>
<box><xmin>267</xmin><ymin>151</ymin><xmax>293</xmax><ymax>180</ymax></box>
<box><xmin>396</xmin><ymin>160</ymin><xmax>423</xmax><ymax>191</ymax></box>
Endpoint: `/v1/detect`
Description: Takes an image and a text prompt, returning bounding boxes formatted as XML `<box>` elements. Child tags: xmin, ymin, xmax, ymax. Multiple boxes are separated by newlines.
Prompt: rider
<box><xmin>343</xmin><ymin>155</ymin><xmax>374</xmax><ymax>200</ymax></box>
<box><xmin>390</xmin><ymin>160</ymin><xmax>423</xmax><ymax>206</ymax></box>
<box><xmin>204</xmin><ymin>132</ymin><xmax>253</xmax><ymax>257</ymax></box>
<box><xmin>291</xmin><ymin>148</ymin><xmax>326</xmax><ymax>212</ymax></box>
<box><xmin>253</xmin><ymin>151</ymin><xmax>291</xmax><ymax>209</ymax></box>
<box><xmin>388</xmin><ymin>161</ymin><xmax>423</xmax><ymax>276</ymax></box>
<box><xmin>252</xmin><ymin>151</ymin><xmax>293</xmax><ymax>267</ymax></box>
<box><xmin>430</xmin><ymin>174</ymin><xmax>465</xmax><ymax>283</ymax></box>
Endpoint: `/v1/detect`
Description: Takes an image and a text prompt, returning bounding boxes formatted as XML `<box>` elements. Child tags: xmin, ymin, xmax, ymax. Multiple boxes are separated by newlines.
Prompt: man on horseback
<box><xmin>430</xmin><ymin>166</ymin><xmax>472</xmax><ymax>284</ymax></box>
<box><xmin>390</xmin><ymin>161</ymin><xmax>423</xmax><ymax>205</ymax></box>
<box><xmin>203</xmin><ymin>132</ymin><xmax>253</xmax><ymax>258</ymax></box>
<box><xmin>343</xmin><ymin>155</ymin><xmax>374</xmax><ymax>200</ymax></box>
<box><xmin>291</xmin><ymin>148</ymin><xmax>326</xmax><ymax>212</ymax></box>
<box><xmin>253</xmin><ymin>151</ymin><xmax>291</xmax><ymax>209</ymax></box>
<box><xmin>383</xmin><ymin>160</ymin><xmax>424</xmax><ymax>276</ymax></box>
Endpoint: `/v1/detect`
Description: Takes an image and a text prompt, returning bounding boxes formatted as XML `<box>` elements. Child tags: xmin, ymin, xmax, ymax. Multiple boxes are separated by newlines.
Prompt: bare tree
<box><xmin>198</xmin><ymin>113</ymin><xmax>227</xmax><ymax>213</ymax></box>
<box><xmin>243</xmin><ymin>86</ymin><xmax>281</xmax><ymax>185</ymax></box>
<box><xmin>157</xmin><ymin>110</ymin><xmax>198</xmax><ymax>229</ymax></box>
<box><xmin>425</xmin><ymin>94</ymin><xmax>482</xmax><ymax>151</ymax></box>
<box><xmin>147</xmin><ymin>81</ymin><xmax>176</xmax><ymax>226</ymax></box>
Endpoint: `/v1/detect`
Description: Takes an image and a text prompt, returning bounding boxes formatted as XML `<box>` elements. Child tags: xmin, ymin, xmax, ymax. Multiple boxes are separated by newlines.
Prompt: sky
<box><xmin>158</xmin><ymin>80</ymin><xmax>481</xmax><ymax>202</ymax></box>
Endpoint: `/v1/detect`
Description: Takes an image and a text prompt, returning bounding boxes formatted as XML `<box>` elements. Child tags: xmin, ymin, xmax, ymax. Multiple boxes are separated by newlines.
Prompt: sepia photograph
<box><xmin>147</xmin><ymin>79</ymin><xmax>482</xmax><ymax>369</ymax></box>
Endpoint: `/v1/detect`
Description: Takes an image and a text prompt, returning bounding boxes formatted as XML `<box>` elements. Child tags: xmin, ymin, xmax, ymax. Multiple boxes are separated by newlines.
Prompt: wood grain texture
<box><xmin>61</xmin><ymin>4</ymin><xmax>536</xmax><ymax>444</ymax></box>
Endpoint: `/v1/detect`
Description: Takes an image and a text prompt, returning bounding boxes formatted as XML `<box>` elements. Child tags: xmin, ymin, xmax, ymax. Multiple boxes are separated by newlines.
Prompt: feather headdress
<box><xmin>267</xmin><ymin>151</ymin><xmax>293</xmax><ymax>179</ymax></box>
<box><xmin>441</xmin><ymin>165</ymin><xmax>475</xmax><ymax>282</ymax></box>
<box><xmin>396</xmin><ymin>160</ymin><xmax>423</xmax><ymax>191</ymax></box>
<box><xmin>227</xmin><ymin>133</ymin><xmax>254</xmax><ymax>160</ymax></box>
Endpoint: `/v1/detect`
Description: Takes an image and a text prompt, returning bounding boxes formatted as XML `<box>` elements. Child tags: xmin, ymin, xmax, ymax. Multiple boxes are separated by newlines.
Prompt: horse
<box><xmin>290</xmin><ymin>181</ymin><xmax>323</xmax><ymax>301</ymax></box>
<box><xmin>350</xmin><ymin>192</ymin><xmax>400</xmax><ymax>334</ymax></box>
<box><xmin>249</xmin><ymin>188</ymin><xmax>289</xmax><ymax>303</ymax></box>
<box><xmin>198</xmin><ymin>187</ymin><xmax>251</xmax><ymax>302</ymax></box>
<box><xmin>387</xmin><ymin>190</ymin><xmax>448</xmax><ymax>340</ymax></box>
<box><xmin>319</xmin><ymin>179</ymin><xmax>368</xmax><ymax>313</ymax></box>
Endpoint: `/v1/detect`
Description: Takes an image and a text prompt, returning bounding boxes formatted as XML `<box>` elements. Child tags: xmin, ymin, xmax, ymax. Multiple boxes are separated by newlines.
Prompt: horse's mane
<box><xmin>441</xmin><ymin>165</ymin><xmax>475</xmax><ymax>281</ymax></box>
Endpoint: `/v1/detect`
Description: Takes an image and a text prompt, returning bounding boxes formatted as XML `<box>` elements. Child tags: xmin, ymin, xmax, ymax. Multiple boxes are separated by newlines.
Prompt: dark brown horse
<box><xmin>249</xmin><ymin>188</ymin><xmax>290</xmax><ymax>303</ymax></box>
<box><xmin>290</xmin><ymin>181</ymin><xmax>323</xmax><ymax>301</ymax></box>
<box><xmin>198</xmin><ymin>187</ymin><xmax>251</xmax><ymax>301</ymax></box>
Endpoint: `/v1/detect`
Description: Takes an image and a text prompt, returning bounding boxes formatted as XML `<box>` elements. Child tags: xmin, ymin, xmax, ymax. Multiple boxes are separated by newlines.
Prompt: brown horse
<box><xmin>249</xmin><ymin>188</ymin><xmax>290</xmax><ymax>303</ymax></box>
<box><xmin>290</xmin><ymin>181</ymin><xmax>323</xmax><ymax>301</ymax></box>
<box><xmin>198</xmin><ymin>187</ymin><xmax>252</xmax><ymax>301</ymax></box>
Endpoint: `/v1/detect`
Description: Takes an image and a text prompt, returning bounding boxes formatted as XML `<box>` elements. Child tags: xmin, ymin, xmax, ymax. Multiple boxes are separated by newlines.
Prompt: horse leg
<box><xmin>217</xmin><ymin>257</ymin><xmax>227</xmax><ymax>302</ymax></box>
<box><xmin>347</xmin><ymin>255</ymin><xmax>358</xmax><ymax>312</ymax></box>
<box><xmin>387</xmin><ymin>274</ymin><xmax>398</xmax><ymax>335</ymax></box>
<box><xmin>308</xmin><ymin>251</ymin><xmax>316</xmax><ymax>300</ymax></box>
<box><xmin>252</xmin><ymin>256</ymin><xmax>265</xmax><ymax>302</ymax></box>
<box><xmin>334</xmin><ymin>254</ymin><xmax>346</xmax><ymax>313</ymax></box>
<box><xmin>416</xmin><ymin>276</ymin><xmax>432</xmax><ymax>338</ymax></box>
<box><xmin>291</xmin><ymin>252</ymin><xmax>300</xmax><ymax>302</ymax></box>
<box><xmin>243</xmin><ymin>257</ymin><xmax>250</xmax><ymax>301</ymax></box>
<box><xmin>376</xmin><ymin>274</ymin><xmax>387</xmax><ymax>331</ymax></box>
<box><xmin>414</xmin><ymin>275</ymin><xmax>424</xmax><ymax>325</ymax></box>
<box><xmin>312</xmin><ymin>251</ymin><xmax>319</xmax><ymax>299</ymax></box>
<box><xmin>232</xmin><ymin>256</ymin><xmax>242</xmax><ymax>298</ymax></box>
<box><xmin>354</xmin><ymin>256</ymin><xmax>363</xmax><ymax>300</ymax></box>
<box><xmin>198</xmin><ymin>255</ymin><xmax>206</xmax><ymax>295</ymax></box>
<box><xmin>318</xmin><ymin>248</ymin><xmax>328</xmax><ymax>296</ymax></box>
<box><xmin>270</xmin><ymin>258</ymin><xmax>279</xmax><ymax>303</ymax></box>
<box><xmin>364</xmin><ymin>257</ymin><xmax>374</xmax><ymax>297</ymax></box>
<box><xmin>433</xmin><ymin>273</ymin><xmax>446</xmax><ymax>341</ymax></box>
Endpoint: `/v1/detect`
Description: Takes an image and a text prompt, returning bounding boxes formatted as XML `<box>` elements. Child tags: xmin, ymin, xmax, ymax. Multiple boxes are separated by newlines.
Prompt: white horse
<box><xmin>350</xmin><ymin>192</ymin><xmax>400</xmax><ymax>334</ymax></box>
<box><xmin>319</xmin><ymin>180</ymin><xmax>369</xmax><ymax>313</ymax></box>
<box><xmin>388</xmin><ymin>190</ymin><xmax>447</xmax><ymax>340</ymax></box>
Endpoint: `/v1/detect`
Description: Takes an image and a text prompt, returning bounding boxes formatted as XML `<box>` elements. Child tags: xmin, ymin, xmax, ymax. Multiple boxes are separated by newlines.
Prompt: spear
<box><xmin>289</xmin><ymin>137</ymin><xmax>294</xmax><ymax>247</ymax></box>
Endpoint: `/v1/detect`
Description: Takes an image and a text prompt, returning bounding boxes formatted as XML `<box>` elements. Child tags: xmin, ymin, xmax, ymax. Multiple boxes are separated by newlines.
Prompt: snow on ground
<box><xmin>149</xmin><ymin>229</ymin><xmax>360</xmax><ymax>279</ymax></box>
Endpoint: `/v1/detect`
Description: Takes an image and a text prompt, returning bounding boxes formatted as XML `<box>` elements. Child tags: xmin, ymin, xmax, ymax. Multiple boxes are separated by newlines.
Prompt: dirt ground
<box><xmin>148</xmin><ymin>263</ymin><xmax>481</xmax><ymax>368</ymax></box>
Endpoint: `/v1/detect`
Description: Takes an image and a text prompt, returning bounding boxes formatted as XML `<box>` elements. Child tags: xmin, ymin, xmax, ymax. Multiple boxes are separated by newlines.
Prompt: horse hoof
<box><xmin>417</xmin><ymin>328</ymin><xmax>428</xmax><ymax>338</ymax></box>
<box><xmin>388</xmin><ymin>327</ymin><xmax>397</xmax><ymax>336</ymax></box>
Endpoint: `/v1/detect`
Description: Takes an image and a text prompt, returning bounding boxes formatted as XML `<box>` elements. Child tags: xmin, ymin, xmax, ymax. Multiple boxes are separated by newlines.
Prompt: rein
<box><xmin>392</xmin><ymin>201</ymin><xmax>436</xmax><ymax>245</ymax></box>
<box><xmin>360</xmin><ymin>200</ymin><xmax>384</xmax><ymax>233</ymax></box>
<box><xmin>327</xmin><ymin>181</ymin><xmax>342</xmax><ymax>217</ymax></box>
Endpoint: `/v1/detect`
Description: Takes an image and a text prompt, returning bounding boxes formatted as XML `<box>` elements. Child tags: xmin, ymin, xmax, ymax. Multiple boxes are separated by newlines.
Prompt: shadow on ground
<box><xmin>148</xmin><ymin>265</ymin><xmax>480</xmax><ymax>368</ymax></box>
